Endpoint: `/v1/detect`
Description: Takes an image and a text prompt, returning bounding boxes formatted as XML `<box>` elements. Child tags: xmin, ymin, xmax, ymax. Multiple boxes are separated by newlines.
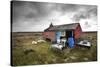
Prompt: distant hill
<box><xmin>12</xmin><ymin>32</ymin><xmax>43</xmax><ymax>37</ymax></box>
<box><xmin>82</xmin><ymin>31</ymin><xmax>97</xmax><ymax>33</ymax></box>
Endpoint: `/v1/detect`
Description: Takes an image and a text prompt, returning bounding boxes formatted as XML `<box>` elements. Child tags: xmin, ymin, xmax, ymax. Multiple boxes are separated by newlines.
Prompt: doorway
<box><xmin>66</xmin><ymin>31</ymin><xmax>73</xmax><ymax>39</ymax></box>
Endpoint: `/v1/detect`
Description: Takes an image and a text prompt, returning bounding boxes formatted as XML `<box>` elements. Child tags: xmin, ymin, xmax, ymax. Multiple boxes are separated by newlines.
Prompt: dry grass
<box><xmin>11</xmin><ymin>32</ymin><xmax>97</xmax><ymax>66</ymax></box>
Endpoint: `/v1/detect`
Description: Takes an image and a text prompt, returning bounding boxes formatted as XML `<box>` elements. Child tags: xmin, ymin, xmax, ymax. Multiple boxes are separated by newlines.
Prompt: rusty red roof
<box><xmin>45</xmin><ymin>23</ymin><xmax>80</xmax><ymax>31</ymax></box>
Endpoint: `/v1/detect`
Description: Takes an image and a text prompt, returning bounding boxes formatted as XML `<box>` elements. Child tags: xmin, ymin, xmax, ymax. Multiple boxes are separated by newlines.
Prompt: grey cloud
<box><xmin>12</xmin><ymin>1</ymin><xmax>57</xmax><ymax>23</ymax></box>
<box><xmin>72</xmin><ymin>6</ymin><xmax>97</xmax><ymax>21</ymax></box>
<box><xmin>55</xmin><ymin>4</ymin><xmax>79</xmax><ymax>15</ymax></box>
<box><xmin>12</xmin><ymin>1</ymin><xmax>82</xmax><ymax>23</ymax></box>
<box><xmin>12</xmin><ymin>1</ymin><xmax>97</xmax><ymax>32</ymax></box>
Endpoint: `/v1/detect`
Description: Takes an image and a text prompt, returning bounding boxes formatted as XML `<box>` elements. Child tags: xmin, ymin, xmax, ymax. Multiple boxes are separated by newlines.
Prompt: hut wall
<box><xmin>43</xmin><ymin>31</ymin><xmax>56</xmax><ymax>42</ymax></box>
<box><xmin>74</xmin><ymin>25</ymin><xmax>82</xmax><ymax>39</ymax></box>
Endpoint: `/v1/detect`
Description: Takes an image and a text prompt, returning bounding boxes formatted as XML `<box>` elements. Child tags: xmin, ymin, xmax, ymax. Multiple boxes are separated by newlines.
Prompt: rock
<box><xmin>70</xmin><ymin>56</ymin><xmax>76</xmax><ymax>59</ymax></box>
<box><xmin>32</xmin><ymin>41</ymin><xmax>37</xmax><ymax>44</ymax></box>
<box><xmin>37</xmin><ymin>40</ymin><xmax>46</xmax><ymax>43</ymax></box>
<box><xmin>83</xmin><ymin>58</ymin><xmax>88</xmax><ymax>61</ymax></box>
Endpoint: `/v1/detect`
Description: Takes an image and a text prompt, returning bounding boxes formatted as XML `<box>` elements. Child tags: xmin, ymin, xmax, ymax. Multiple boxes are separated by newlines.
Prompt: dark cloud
<box><xmin>12</xmin><ymin>1</ymin><xmax>97</xmax><ymax>32</ymax></box>
<box><xmin>12</xmin><ymin>1</ymin><xmax>55</xmax><ymax>23</ymax></box>
<box><xmin>55</xmin><ymin>4</ymin><xmax>80</xmax><ymax>15</ymax></box>
<box><xmin>12</xmin><ymin>1</ymin><xmax>82</xmax><ymax>23</ymax></box>
<box><xmin>72</xmin><ymin>6</ymin><xmax>97</xmax><ymax>22</ymax></box>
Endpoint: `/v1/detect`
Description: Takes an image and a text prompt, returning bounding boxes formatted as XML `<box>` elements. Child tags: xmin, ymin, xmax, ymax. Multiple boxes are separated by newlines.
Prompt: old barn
<box><xmin>43</xmin><ymin>23</ymin><xmax>82</xmax><ymax>48</ymax></box>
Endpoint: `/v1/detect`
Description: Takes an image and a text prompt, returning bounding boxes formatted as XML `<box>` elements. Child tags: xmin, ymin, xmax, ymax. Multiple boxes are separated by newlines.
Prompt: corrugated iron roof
<box><xmin>45</xmin><ymin>23</ymin><xmax>80</xmax><ymax>31</ymax></box>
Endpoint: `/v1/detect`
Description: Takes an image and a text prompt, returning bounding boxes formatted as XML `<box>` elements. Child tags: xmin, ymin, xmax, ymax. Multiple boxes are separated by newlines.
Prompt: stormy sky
<box><xmin>12</xmin><ymin>1</ymin><xmax>97</xmax><ymax>32</ymax></box>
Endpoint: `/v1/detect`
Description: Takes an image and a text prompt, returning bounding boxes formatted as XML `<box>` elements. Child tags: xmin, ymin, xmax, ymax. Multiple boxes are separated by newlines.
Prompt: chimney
<box><xmin>49</xmin><ymin>22</ymin><xmax>53</xmax><ymax>28</ymax></box>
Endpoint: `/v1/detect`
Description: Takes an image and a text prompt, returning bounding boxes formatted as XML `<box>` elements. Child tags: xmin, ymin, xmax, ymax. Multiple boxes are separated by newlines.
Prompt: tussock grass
<box><xmin>12</xmin><ymin>32</ymin><xmax>97</xmax><ymax>66</ymax></box>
